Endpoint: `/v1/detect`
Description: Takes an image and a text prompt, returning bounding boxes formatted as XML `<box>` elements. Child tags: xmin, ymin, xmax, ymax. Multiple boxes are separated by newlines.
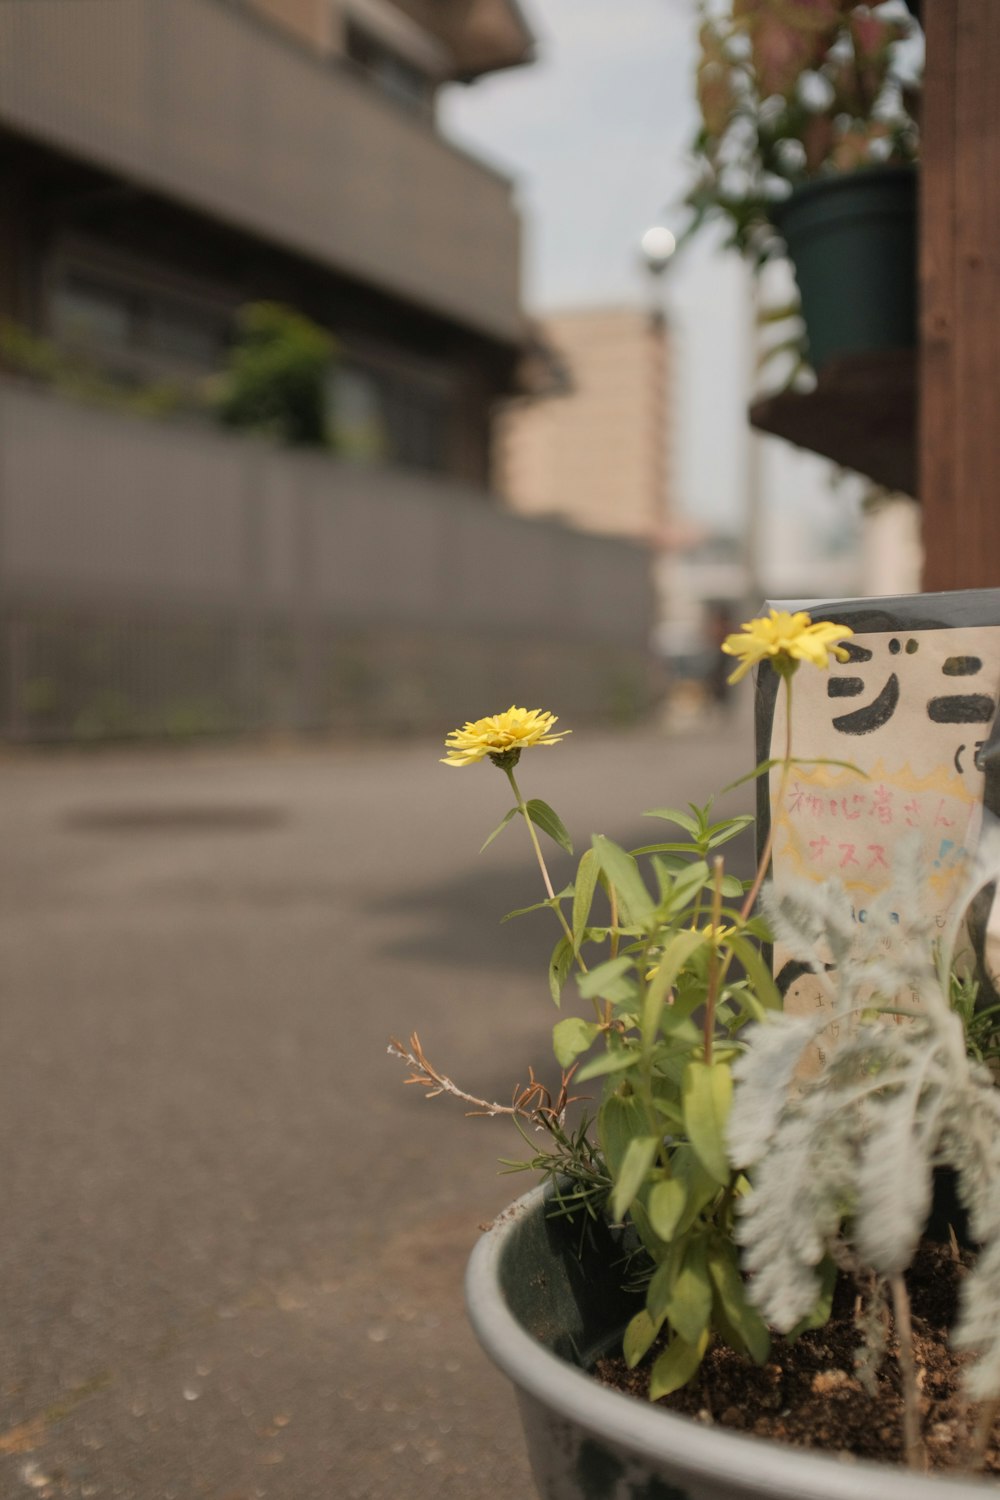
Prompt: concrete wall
<box><xmin>0</xmin><ymin>382</ymin><xmax>658</xmax><ymax>740</ymax></box>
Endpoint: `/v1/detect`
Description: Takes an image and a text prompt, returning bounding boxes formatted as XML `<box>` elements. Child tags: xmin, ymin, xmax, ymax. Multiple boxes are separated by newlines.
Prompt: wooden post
<box><xmin>920</xmin><ymin>0</ymin><xmax>1000</xmax><ymax>590</ymax></box>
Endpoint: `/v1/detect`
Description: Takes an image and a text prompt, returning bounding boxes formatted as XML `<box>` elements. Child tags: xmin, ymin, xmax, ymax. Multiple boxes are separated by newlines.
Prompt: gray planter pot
<box><xmin>466</xmin><ymin>1183</ymin><xmax>988</xmax><ymax>1500</ymax></box>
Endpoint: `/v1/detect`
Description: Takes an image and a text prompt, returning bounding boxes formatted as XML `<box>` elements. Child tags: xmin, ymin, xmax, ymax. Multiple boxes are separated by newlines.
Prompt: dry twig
<box><xmin>387</xmin><ymin>1032</ymin><xmax>581</xmax><ymax>1126</ymax></box>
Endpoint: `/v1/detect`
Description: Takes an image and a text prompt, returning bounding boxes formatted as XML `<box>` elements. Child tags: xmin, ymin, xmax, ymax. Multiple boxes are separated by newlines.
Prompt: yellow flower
<box><xmin>646</xmin><ymin>923</ymin><xmax>734</xmax><ymax>981</ymax></box>
<box><xmin>721</xmin><ymin>609</ymin><xmax>853</xmax><ymax>685</ymax></box>
<box><xmin>441</xmin><ymin>706</ymin><xmax>570</xmax><ymax>768</ymax></box>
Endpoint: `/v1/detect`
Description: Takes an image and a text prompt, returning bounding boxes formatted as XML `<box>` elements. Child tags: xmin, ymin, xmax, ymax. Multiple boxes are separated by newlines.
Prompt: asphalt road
<box><xmin>0</xmin><ymin>696</ymin><xmax>756</xmax><ymax>1500</ymax></box>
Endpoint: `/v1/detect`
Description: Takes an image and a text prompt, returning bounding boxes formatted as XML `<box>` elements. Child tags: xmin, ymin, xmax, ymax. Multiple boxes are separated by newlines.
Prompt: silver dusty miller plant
<box><xmin>728</xmin><ymin>825</ymin><xmax>1000</xmax><ymax>1472</ymax></box>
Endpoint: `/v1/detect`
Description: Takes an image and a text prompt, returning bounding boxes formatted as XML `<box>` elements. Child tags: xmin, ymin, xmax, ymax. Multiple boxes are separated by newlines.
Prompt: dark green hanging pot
<box><xmin>770</xmin><ymin>165</ymin><xmax>917</xmax><ymax>376</ymax></box>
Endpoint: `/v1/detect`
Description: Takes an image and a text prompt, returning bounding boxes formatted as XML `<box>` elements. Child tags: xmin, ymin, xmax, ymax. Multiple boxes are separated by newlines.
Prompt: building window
<box><xmin>330</xmin><ymin>359</ymin><xmax>452</xmax><ymax>472</ymax></box>
<box><xmin>328</xmin><ymin>366</ymin><xmax>388</xmax><ymax>464</ymax></box>
<box><xmin>343</xmin><ymin>21</ymin><xmax>433</xmax><ymax>113</ymax></box>
<box><xmin>50</xmin><ymin>269</ymin><xmax>229</xmax><ymax>377</ymax></box>
<box><xmin>146</xmin><ymin>301</ymin><xmax>225</xmax><ymax>367</ymax></box>
<box><xmin>52</xmin><ymin>275</ymin><xmax>133</xmax><ymax>351</ymax></box>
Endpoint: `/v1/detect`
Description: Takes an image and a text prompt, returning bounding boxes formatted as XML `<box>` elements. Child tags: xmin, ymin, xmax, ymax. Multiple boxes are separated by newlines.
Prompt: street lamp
<box><xmin>640</xmin><ymin>225</ymin><xmax>676</xmax><ymax>332</ymax></box>
<box><xmin>639</xmin><ymin>225</ymin><xmax>677</xmax><ymax>277</ymax></box>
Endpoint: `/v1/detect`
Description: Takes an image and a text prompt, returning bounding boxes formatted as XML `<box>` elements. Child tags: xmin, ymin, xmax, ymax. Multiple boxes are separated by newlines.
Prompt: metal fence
<box><xmin>0</xmin><ymin>382</ymin><xmax>659</xmax><ymax>740</ymax></box>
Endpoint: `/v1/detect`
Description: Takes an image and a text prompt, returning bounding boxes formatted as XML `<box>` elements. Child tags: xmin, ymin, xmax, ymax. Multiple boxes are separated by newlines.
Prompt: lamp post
<box><xmin>639</xmin><ymin>226</ymin><xmax>678</xmax><ymax>703</ymax></box>
<box><xmin>638</xmin><ymin>224</ymin><xmax>676</xmax><ymax>535</ymax></box>
<box><xmin>639</xmin><ymin>225</ymin><xmax>677</xmax><ymax>321</ymax></box>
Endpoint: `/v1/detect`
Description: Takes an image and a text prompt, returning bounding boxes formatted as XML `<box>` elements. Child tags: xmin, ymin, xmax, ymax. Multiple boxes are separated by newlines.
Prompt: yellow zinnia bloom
<box><xmin>721</xmin><ymin>609</ymin><xmax>853</xmax><ymax>685</ymax></box>
<box><xmin>441</xmin><ymin>706</ymin><xmax>570</xmax><ymax>768</ymax></box>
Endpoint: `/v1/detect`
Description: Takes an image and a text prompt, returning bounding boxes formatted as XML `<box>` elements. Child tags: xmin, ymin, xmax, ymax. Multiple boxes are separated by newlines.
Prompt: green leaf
<box><xmin>662</xmin><ymin>860</ymin><xmax>712</xmax><ymax>916</ymax></box>
<box><xmin>576</xmin><ymin>1047</ymin><xmax>640</xmax><ymax>1083</ymax></box>
<box><xmin>647</xmin><ymin>1178</ymin><xmax>687</xmax><ymax>1242</ymax></box>
<box><xmin>631</xmin><ymin>842</ymin><xmax>701</xmax><ymax>858</ymax></box>
<box><xmin>643</xmin><ymin>807</ymin><xmax>701</xmax><ymax>836</ymax></box>
<box><xmin>552</xmin><ymin>1016</ymin><xmax>600</xmax><ymax>1068</ymax></box>
<box><xmin>623</xmin><ymin>1307</ymin><xmax>664</xmax><ymax>1369</ymax></box>
<box><xmin>599</xmin><ymin>1091</ymin><xmax>650</xmax><ymax>1176</ymax></box>
<box><xmin>707</xmin><ymin>1237</ymin><xmax>770</xmax><ymax>1364</ymax></box>
<box><xmin>725</xmin><ymin>933</ymin><xmax>782</xmax><ymax>1012</ymax></box>
<box><xmin>610</xmin><ymin>1135</ymin><xmax>660</xmax><ymax>1222</ymax></box>
<box><xmin>658</xmin><ymin>986</ymin><xmax>707</xmax><ymax>1035</ymax></box>
<box><xmin>647</xmin><ymin>1251</ymin><xmax>680</xmax><ymax>1324</ymax></box>
<box><xmin>650</xmin><ymin>1095</ymin><xmax>685</xmax><ymax>1131</ymax></box>
<box><xmin>626</xmin><ymin>1195</ymin><xmax>659</xmax><ymax>1259</ymax></box>
<box><xmin>578</xmin><ymin>954</ymin><xmax>634</xmax><ymax>1001</ymax></box>
<box><xmin>649</xmin><ymin>1331</ymin><xmax>709</xmax><ymax>1399</ymax></box>
<box><xmin>592</xmin><ymin>835</ymin><xmax>654</xmax><ymax>927</ymax></box>
<box><xmin>480</xmin><ymin>806</ymin><xmax>518</xmax><ymax>852</ymax></box>
<box><xmin>666</xmin><ymin>1235</ymin><xmax>713</xmax><ymax>1346</ymax></box>
<box><xmin>721</xmin><ymin>759</ymin><xmax>782</xmax><ymax>793</ymax></box>
<box><xmin>500</xmin><ymin>898</ymin><xmax>556</xmax><ymax>923</ymax></box>
<box><xmin>705</xmin><ymin>814</ymin><xmax>755</xmax><ymax>847</ymax></box>
<box><xmin>548</xmin><ymin>935</ymin><xmax>574</xmax><ymax>1006</ymax></box>
<box><xmin>682</xmin><ymin>1061</ymin><xmax>733</xmax><ymax>1186</ymax></box>
<box><xmin>672</xmin><ymin>1145</ymin><xmax>724</xmax><ymax>1234</ymax></box>
<box><xmin>572</xmin><ymin>848</ymin><xmax>600</xmax><ymax>955</ymax></box>
<box><xmin>646</xmin><ymin>929</ymin><xmax>709</xmax><ymax>1012</ymax></box>
<box><xmin>723</xmin><ymin>755</ymin><xmax>865</xmax><ymax>795</ymax></box>
<box><xmin>526</xmin><ymin>799</ymin><xmax>573</xmax><ymax>856</ymax></box>
<box><xmin>786</xmin><ymin>1254</ymin><xmax>837</xmax><ymax>1343</ymax></box>
<box><xmin>790</xmin><ymin>755</ymin><xmax>867</xmax><ymax>775</ymax></box>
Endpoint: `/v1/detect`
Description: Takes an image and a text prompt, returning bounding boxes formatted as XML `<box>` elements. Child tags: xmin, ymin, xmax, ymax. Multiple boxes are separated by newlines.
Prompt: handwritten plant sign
<box><xmin>753</xmin><ymin>591</ymin><xmax>1000</xmax><ymax>1056</ymax></box>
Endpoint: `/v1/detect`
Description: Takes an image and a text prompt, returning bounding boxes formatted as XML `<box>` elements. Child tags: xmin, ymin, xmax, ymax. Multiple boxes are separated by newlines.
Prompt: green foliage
<box><xmin>412</xmin><ymin>618</ymin><xmax>1000</xmax><ymax>1436</ymax></box>
<box><xmin>430</xmin><ymin>754</ymin><xmax>798</xmax><ymax>1392</ymax></box>
<box><xmin>215</xmin><ymin>302</ymin><xmax>335</xmax><ymax>447</ymax></box>
<box><xmin>539</xmin><ymin>808</ymin><xmax>787</xmax><ymax>1388</ymax></box>
<box><xmin>685</xmin><ymin>0</ymin><xmax>921</xmax><ymax>263</ymax></box>
<box><xmin>0</xmin><ymin>319</ymin><xmax>193</xmax><ymax>419</ymax></box>
<box><xmin>950</xmin><ymin>965</ymin><xmax>1000</xmax><ymax>1066</ymax></box>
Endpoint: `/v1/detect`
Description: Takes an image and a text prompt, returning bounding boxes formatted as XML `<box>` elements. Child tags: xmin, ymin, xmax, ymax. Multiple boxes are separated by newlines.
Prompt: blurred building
<box><xmin>496</xmin><ymin>306</ymin><xmax>672</xmax><ymax>541</ymax></box>
<box><xmin>0</xmin><ymin>0</ymin><xmax>533</xmax><ymax>483</ymax></box>
<box><xmin>0</xmin><ymin>0</ymin><xmax>660</xmax><ymax>740</ymax></box>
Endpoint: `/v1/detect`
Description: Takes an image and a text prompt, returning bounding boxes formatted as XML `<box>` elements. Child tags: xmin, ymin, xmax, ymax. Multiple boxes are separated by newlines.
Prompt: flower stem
<box><xmin>740</xmin><ymin>671</ymin><xmax>794</xmax><ymax>922</ymax></box>
<box><xmin>889</xmin><ymin>1272</ymin><xmax>925</xmax><ymax>1470</ymax></box>
<box><xmin>704</xmin><ymin>856</ymin><xmax>725</xmax><ymax>1065</ymax></box>
<box><xmin>505</xmin><ymin>766</ymin><xmax>585</xmax><ymax>972</ymax></box>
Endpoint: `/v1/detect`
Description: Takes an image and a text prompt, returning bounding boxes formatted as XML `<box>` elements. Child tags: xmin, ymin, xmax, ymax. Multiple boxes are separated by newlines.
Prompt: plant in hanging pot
<box><xmin>686</xmin><ymin>0</ymin><xmax>921</xmax><ymax>376</ymax></box>
<box><xmin>390</xmin><ymin>610</ymin><xmax>1000</xmax><ymax>1500</ymax></box>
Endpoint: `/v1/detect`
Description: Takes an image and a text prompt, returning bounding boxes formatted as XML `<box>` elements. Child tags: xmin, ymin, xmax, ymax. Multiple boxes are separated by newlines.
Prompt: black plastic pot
<box><xmin>466</xmin><ymin>1183</ymin><xmax>984</xmax><ymax>1500</ymax></box>
<box><xmin>771</xmin><ymin>166</ymin><xmax>917</xmax><ymax>376</ymax></box>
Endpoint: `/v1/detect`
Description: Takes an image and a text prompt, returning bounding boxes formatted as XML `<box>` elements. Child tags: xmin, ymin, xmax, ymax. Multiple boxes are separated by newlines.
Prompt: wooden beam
<box><xmin>920</xmin><ymin>0</ymin><xmax>1000</xmax><ymax>590</ymax></box>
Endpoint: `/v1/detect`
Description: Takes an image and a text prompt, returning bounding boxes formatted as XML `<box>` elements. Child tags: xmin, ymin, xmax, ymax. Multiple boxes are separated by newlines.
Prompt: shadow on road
<box><xmin>373</xmin><ymin>823</ymin><xmax>758</xmax><ymax>971</ymax></box>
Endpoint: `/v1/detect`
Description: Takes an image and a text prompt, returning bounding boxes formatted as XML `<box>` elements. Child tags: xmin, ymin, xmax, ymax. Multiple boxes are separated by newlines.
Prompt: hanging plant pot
<box><xmin>770</xmin><ymin>166</ymin><xmax>917</xmax><ymax>376</ymax></box>
<box><xmin>467</xmin><ymin>1183</ymin><xmax>984</xmax><ymax>1500</ymax></box>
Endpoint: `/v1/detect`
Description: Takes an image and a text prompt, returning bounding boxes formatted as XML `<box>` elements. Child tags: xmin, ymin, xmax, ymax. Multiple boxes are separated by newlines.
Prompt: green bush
<box><xmin>216</xmin><ymin>302</ymin><xmax>336</xmax><ymax>447</ymax></box>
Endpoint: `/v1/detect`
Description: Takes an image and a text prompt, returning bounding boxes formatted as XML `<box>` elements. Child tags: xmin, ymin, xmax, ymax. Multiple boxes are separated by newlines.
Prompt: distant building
<box><xmin>495</xmin><ymin>306</ymin><xmax>672</xmax><ymax>542</ymax></box>
<box><xmin>0</xmin><ymin>0</ymin><xmax>535</xmax><ymax>484</ymax></box>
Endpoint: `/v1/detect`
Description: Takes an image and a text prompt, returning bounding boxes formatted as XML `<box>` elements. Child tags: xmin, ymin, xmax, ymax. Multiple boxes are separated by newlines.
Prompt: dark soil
<box><xmin>593</xmin><ymin>1240</ymin><xmax>1000</xmax><ymax>1474</ymax></box>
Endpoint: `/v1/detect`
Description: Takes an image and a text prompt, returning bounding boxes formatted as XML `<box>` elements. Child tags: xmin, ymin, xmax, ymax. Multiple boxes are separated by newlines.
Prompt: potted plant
<box><xmin>686</xmin><ymin>1</ymin><xmax>921</xmax><ymax>375</ymax></box>
<box><xmin>391</xmin><ymin>609</ymin><xmax>1000</xmax><ymax>1498</ymax></box>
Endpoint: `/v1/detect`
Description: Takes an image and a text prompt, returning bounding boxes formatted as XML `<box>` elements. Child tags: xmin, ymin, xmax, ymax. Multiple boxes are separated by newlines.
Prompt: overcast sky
<box><xmin>439</xmin><ymin>0</ymin><xmax>862</xmax><ymax>577</ymax></box>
